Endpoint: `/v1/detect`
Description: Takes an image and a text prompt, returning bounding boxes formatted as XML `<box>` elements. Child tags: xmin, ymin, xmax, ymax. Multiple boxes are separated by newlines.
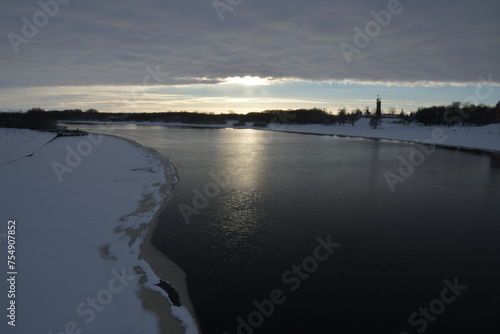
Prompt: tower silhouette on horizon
<box><xmin>495</xmin><ymin>100</ymin><xmax>500</xmax><ymax>123</ymax></box>
<box><xmin>376</xmin><ymin>95</ymin><xmax>382</xmax><ymax>117</ymax></box>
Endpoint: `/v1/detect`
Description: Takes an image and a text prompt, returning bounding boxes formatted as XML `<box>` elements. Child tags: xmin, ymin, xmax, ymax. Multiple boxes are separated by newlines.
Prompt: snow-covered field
<box><xmin>0</xmin><ymin>129</ymin><xmax>197</xmax><ymax>334</ymax></box>
<box><xmin>66</xmin><ymin>118</ymin><xmax>500</xmax><ymax>152</ymax></box>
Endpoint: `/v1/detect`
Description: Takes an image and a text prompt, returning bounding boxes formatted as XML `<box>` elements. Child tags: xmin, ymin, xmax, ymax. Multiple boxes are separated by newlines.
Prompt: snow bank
<box><xmin>0</xmin><ymin>129</ymin><xmax>197</xmax><ymax>334</ymax></box>
<box><xmin>271</xmin><ymin>118</ymin><xmax>500</xmax><ymax>152</ymax></box>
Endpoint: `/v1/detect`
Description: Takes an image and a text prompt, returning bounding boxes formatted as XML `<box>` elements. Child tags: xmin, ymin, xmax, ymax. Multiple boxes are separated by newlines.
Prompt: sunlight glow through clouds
<box><xmin>223</xmin><ymin>76</ymin><xmax>272</xmax><ymax>86</ymax></box>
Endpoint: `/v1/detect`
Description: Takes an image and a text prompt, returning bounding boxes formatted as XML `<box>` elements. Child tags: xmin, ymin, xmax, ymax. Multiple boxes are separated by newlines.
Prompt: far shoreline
<box><xmin>61</xmin><ymin>120</ymin><xmax>500</xmax><ymax>154</ymax></box>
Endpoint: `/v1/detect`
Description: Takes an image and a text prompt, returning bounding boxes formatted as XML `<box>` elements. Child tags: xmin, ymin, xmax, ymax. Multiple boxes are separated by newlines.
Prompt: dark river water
<box><xmin>66</xmin><ymin>123</ymin><xmax>500</xmax><ymax>334</ymax></box>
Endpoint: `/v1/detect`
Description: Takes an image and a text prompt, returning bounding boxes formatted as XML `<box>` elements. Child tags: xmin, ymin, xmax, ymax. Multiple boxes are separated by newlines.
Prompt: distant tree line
<box><xmin>0</xmin><ymin>107</ymin><xmax>57</xmax><ymax>129</ymax></box>
<box><xmin>237</xmin><ymin>108</ymin><xmax>365</xmax><ymax>126</ymax></box>
<box><xmin>0</xmin><ymin>108</ymin><xmax>230</xmax><ymax>128</ymax></box>
<box><xmin>1</xmin><ymin>103</ymin><xmax>498</xmax><ymax>130</ymax></box>
<box><xmin>414</xmin><ymin>102</ymin><xmax>499</xmax><ymax>127</ymax></box>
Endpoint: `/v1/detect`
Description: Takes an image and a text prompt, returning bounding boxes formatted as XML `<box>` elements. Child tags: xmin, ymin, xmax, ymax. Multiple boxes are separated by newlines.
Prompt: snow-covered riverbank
<box><xmin>0</xmin><ymin>128</ymin><xmax>198</xmax><ymax>334</ymax></box>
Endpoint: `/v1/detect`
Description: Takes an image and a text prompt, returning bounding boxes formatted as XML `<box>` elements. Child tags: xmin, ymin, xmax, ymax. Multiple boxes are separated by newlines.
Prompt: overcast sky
<box><xmin>1</xmin><ymin>0</ymin><xmax>499</xmax><ymax>113</ymax></box>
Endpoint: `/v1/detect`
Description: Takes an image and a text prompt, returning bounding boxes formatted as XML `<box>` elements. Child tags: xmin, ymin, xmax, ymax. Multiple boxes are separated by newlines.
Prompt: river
<box><xmin>66</xmin><ymin>123</ymin><xmax>500</xmax><ymax>334</ymax></box>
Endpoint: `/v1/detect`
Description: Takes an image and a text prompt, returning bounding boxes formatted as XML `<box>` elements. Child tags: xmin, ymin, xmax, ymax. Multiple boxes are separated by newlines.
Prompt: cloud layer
<box><xmin>1</xmin><ymin>0</ymin><xmax>500</xmax><ymax>89</ymax></box>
